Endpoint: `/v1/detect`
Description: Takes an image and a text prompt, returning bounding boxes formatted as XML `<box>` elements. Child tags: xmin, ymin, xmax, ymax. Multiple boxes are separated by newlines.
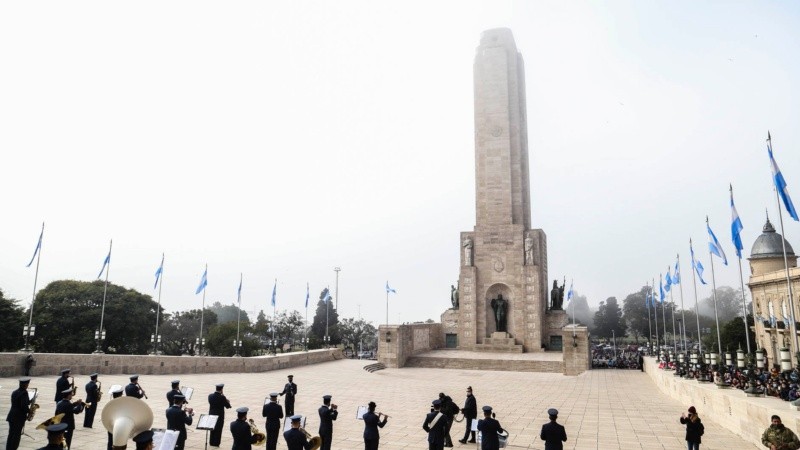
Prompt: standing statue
<box><xmin>550</xmin><ymin>280</ymin><xmax>564</xmax><ymax>310</ymax></box>
<box><xmin>524</xmin><ymin>234</ymin><xmax>534</xmax><ymax>265</ymax></box>
<box><xmin>462</xmin><ymin>237</ymin><xmax>473</xmax><ymax>266</ymax></box>
<box><xmin>491</xmin><ymin>294</ymin><xmax>508</xmax><ymax>332</ymax></box>
<box><xmin>450</xmin><ymin>284</ymin><xmax>459</xmax><ymax>309</ymax></box>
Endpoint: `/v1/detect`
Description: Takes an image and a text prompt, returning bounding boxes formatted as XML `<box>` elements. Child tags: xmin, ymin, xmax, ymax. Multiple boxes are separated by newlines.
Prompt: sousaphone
<box><xmin>101</xmin><ymin>397</ymin><xmax>154</xmax><ymax>450</ymax></box>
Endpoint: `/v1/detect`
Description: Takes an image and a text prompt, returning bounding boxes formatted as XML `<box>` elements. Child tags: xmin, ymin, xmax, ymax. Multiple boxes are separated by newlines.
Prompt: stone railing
<box><xmin>377</xmin><ymin>323</ymin><xmax>442</xmax><ymax>368</ymax></box>
<box><xmin>0</xmin><ymin>349</ymin><xmax>343</xmax><ymax>377</ymax></box>
<box><xmin>644</xmin><ymin>356</ymin><xmax>800</xmax><ymax>448</ymax></box>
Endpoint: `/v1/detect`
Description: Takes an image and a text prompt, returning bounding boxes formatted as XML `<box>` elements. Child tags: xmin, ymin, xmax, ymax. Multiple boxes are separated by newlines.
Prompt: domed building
<box><xmin>747</xmin><ymin>216</ymin><xmax>799</xmax><ymax>364</ymax></box>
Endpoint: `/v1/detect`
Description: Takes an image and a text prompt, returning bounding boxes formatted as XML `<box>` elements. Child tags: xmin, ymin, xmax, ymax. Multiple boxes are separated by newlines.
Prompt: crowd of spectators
<box><xmin>591</xmin><ymin>344</ymin><xmax>645</xmax><ymax>369</ymax></box>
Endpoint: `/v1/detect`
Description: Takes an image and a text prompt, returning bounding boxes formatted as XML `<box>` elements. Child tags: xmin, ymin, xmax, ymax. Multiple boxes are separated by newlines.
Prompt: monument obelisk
<box><xmin>453</xmin><ymin>28</ymin><xmax>549</xmax><ymax>352</ymax></box>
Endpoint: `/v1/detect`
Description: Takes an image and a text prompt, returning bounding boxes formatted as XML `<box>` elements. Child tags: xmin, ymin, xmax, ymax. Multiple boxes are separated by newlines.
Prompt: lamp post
<box><xmin>195</xmin><ymin>337</ymin><xmax>206</xmax><ymax>356</ymax></box>
<box><xmin>94</xmin><ymin>329</ymin><xmax>106</xmax><ymax>354</ymax></box>
<box><xmin>233</xmin><ymin>339</ymin><xmax>242</xmax><ymax>357</ymax></box>
<box><xmin>334</xmin><ymin>267</ymin><xmax>341</xmax><ymax>311</ymax></box>
<box><xmin>150</xmin><ymin>334</ymin><xmax>161</xmax><ymax>355</ymax></box>
<box><xmin>323</xmin><ymin>335</ymin><xmax>330</xmax><ymax>348</ymax></box>
<box><xmin>301</xmin><ymin>337</ymin><xmax>309</xmax><ymax>352</ymax></box>
<box><xmin>21</xmin><ymin>325</ymin><xmax>35</xmax><ymax>352</ymax></box>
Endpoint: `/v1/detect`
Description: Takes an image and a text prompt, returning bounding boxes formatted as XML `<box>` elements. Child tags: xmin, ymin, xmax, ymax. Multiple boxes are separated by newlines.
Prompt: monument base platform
<box><xmin>404</xmin><ymin>349</ymin><xmax>561</xmax><ymax>373</ymax></box>
<box><xmin>473</xmin><ymin>331</ymin><xmax>523</xmax><ymax>353</ymax></box>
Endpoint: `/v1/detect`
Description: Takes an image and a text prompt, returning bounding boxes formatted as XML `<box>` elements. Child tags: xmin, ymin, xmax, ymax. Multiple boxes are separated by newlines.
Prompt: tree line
<box><xmin>0</xmin><ymin>281</ymin><xmax>377</xmax><ymax>356</ymax></box>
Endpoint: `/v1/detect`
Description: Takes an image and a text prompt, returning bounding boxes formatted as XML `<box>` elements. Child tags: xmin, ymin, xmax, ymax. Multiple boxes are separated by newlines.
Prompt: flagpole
<box><xmin>385</xmin><ymin>289</ymin><xmax>389</xmax><ymax>327</ymax></box>
<box><xmin>199</xmin><ymin>264</ymin><xmax>207</xmax><ymax>356</ymax></box>
<box><xmin>653</xmin><ymin>278</ymin><xmax>659</xmax><ymax>350</ymax></box>
<box><xmin>272</xmin><ymin>279</ymin><xmax>277</xmax><ymax>353</ymax></box>
<box><xmin>95</xmin><ymin>239</ymin><xmax>112</xmax><ymax>354</ymax></box>
<box><xmin>677</xmin><ymin>254</ymin><xmax>688</xmax><ymax>352</ymax></box>
<box><xmin>646</xmin><ymin>282</ymin><xmax>652</xmax><ymax>351</ymax></box>
<box><xmin>669</xmin><ymin>283</ymin><xmax>677</xmax><ymax>355</ymax></box>
<box><xmin>570</xmin><ymin>279</ymin><xmax>575</xmax><ymax>337</ymax></box>
<box><xmin>660</xmin><ymin>275</ymin><xmax>667</xmax><ymax>356</ymax></box>
<box><xmin>153</xmin><ymin>253</ymin><xmax>164</xmax><ymax>355</ymax></box>
<box><xmin>769</xmin><ymin>133</ymin><xmax>800</xmax><ymax>362</ymax></box>
<box><xmin>707</xmin><ymin>218</ymin><xmax>724</xmax><ymax>359</ymax></box>
<box><xmin>23</xmin><ymin>222</ymin><xmax>44</xmax><ymax>352</ymax></box>
<box><xmin>690</xmin><ymin>239</ymin><xmax>703</xmax><ymax>354</ymax></box>
<box><xmin>730</xmin><ymin>185</ymin><xmax>753</xmax><ymax>354</ymax></box>
<box><xmin>305</xmin><ymin>283</ymin><xmax>309</xmax><ymax>352</ymax></box>
<box><xmin>235</xmin><ymin>273</ymin><xmax>242</xmax><ymax>357</ymax></box>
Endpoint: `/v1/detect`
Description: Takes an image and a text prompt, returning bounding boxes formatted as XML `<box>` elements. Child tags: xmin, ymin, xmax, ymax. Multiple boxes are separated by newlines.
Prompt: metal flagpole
<box><xmin>305</xmin><ymin>284</ymin><xmax>309</xmax><ymax>351</ymax></box>
<box><xmin>707</xmin><ymin>218</ymin><xmax>724</xmax><ymax>356</ymax></box>
<box><xmin>95</xmin><ymin>240</ymin><xmax>112</xmax><ymax>354</ymax></box>
<box><xmin>669</xmin><ymin>285</ymin><xmax>677</xmax><ymax>355</ymax></box>
<box><xmin>385</xmin><ymin>289</ymin><xmax>389</xmax><ymax>327</ymax></box>
<box><xmin>653</xmin><ymin>278</ymin><xmax>660</xmax><ymax>350</ymax></box>
<box><xmin>153</xmin><ymin>253</ymin><xmax>164</xmax><ymax>355</ymax></box>
<box><xmin>661</xmin><ymin>275</ymin><xmax>668</xmax><ymax>355</ymax></box>
<box><xmin>646</xmin><ymin>282</ymin><xmax>652</xmax><ymax>350</ymax></box>
<box><xmin>677</xmin><ymin>254</ymin><xmax>688</xmax><ymax>352</ymax></box>
<box><xmin>23</xmin><ymin>222</ymin><xmax>44</xmax><ymax>352</ymax></box>
<box><xmin>272</xmin><ymin>279</ymin><xmax>277</xmax><ymax>353</ymax></box>
<box><xmin>325</xmin><ymin>286</ymin><xmax>329</xmax><ymax>347</ymax></box>
<box><xmin>235</xmin><ymin>273</ymin><xmax>242</xmax><ymax>357</ymax></box>
<box><xmin>731</xmin><ymin>185</ymin><xmax>753</xmax><ymax>354</ymax></box>
<box><xmin>689</xmin><ymin>239</ymin><xmax>703</xmax><ymax>354</ymax></box>
<box><xmin>199</xmin><ymin>264</ymin><xmax>207</xmax><ymax>356</ymax></box>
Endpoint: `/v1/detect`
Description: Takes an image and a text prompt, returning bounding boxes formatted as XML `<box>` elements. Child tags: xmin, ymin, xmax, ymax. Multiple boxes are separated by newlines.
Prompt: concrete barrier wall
<box><xmin>0</xmin><ymin>349</ymin><xmax>344</xmax><ymax>377</ymax></box>
<box><xmin>377</xmin><ymin>323</ymin><xmax>442</xmax><ymax>368</ymax></box>
<box><xmin>644</xmin><ymin>356</ymin><xmax>800</xmax><ymax>448</ymax></box>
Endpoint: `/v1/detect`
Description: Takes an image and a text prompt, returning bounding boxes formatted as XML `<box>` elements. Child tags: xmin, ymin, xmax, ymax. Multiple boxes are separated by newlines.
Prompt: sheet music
<box><xmin>197</xmin><ymin>414</ymin><xmax>219</xmax><ymax>430</ymax></box>
<box><xmin>471</xmin><ymin>420</ymin><xmax>478</xmax><ymax>432</ymax></box>
<box><xmin>153</xmin><ymin>429</ymin><xmax>179</xmax><ymax>450</ymax></box>
<box><xmin>283</xmin><ymin>415</ymin><xmax>305</xmax><ymax>432</ymax></box>
<box><xmin>356</xmin><ymin>405</ymin><xmax>368</xmax><ymax>420</ymax></box>
<box><xmin>108</xmin><ymin>384</ymin><xmax>122</xmax><ymax>395</ymax></box>
<box><xmin>28</xmin><ymin>388</ymin><xmax>37</xmax><ymax>403</ymax></box>
<box><xmin>180</xmin><ymin>386</ymin><xmax>194</xmax><ymax>400</ymax></box>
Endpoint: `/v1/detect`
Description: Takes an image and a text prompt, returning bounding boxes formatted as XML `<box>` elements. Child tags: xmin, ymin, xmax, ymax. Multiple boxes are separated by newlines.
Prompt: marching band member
<box><xmin>283</xmin><ymin>415</ymin><xmax>313</xmax><ymax>450</ymax></box>
<box><xmin>5</xmin><ymin>376</ymin><xmax>31</xmax><ymax>450</ymax></box>
<box><xmin>166</xmin><ymin>380</ymin><xmax>181</xmax><ymax>406</ymax></box>
<box><xmin>362</xmin><ymin>401</ymin><xmax>387</xmax><ymax>450</ymax></box>
<box><xmin>318</xmin><ymin>394</ymin><xmax>338</xmax><ymax>450</ymax></box>
<box><xmin>55</xmin><ymin>368</ymin><xmax>71</xmax><ymax>402</ymax></box>
<box><xmin>262</xmin><ymin>392</ymin><xmax>284</xmax><ymax>450</ymax></box>
<box><xmin>36</xmin><ymin>423</ymin><xmax>68</xmax><ymax>450</ymax></box>
<box><xmin>208</xmin><ymin>383</ymin><xmax>231</xmax><ymax>446</ymax></box>
<box><xmin>280</xmin><ymin>374</ymin><xmax>297</xmax><ymax>416</ymax></box>
<box><xmin>476</xmin><ymin>406</ymin><xmax>504</xmax><ymax>450</ymax></box>
<box><xmin>230</xmin><ymin>406</ymin><xmax>259</xmax><ymax>450</ymax></box>
<box><xmin>107</xmin><ymin>385</ymin><xmax>124</xmax><ymax>450</ymax></box>
<box><xmin>125</xmin><ymin>374</ymin><xmax>144</xmax><ymax>399</ymax></box>
<box><xmin>132</xmin><ymin>429</ymin><xmax>155</xmax><ymax>450</ymax></box>
<box><xmin>83</xmin><ymin>373</ymin><xmax>100</xmax><ymax>428</ymax></box>
<box><xmin>166</xmin><ymin>394</ymin><xmax>192</xmax><ymax>450</ymax></box>
<box><xmin>423</xmin><ymin>399</ymin><xmax>447</xmax><ymax>450</ymax></box>
<box><xmin>55</xmin><ymin>387</ymin><xmax>85</xmax><ymax>449</ymax></box>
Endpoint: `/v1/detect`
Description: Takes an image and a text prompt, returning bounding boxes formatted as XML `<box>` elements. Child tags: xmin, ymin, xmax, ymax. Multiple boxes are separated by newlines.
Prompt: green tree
<box><xmin>622</xmin><ymin>286</ymin><xmax>649</xmax><ymax>343</ymax></box>
<box><xmin>719</xmin><ymin>315</ymin><xmax>756</xmax><ymax>353</ymax></box>
<box><xmin>31</xmin><ymin>280</ymin><xmax>161</xmax><ymax>354</ymax></box>
<box><xmin>593</xmin><ymin>297</ymin><xmax>626</xmax><ymax>339</ymax></box>
<box><xmin>206</xmin><ymin>321</ymin><xmax>260</xmax><ymax>356</ymax></box>
<box><xmin>698</xmin><ymin>286</ymin><xmax>746</xmax><ymax>324</ymax></box>
<box><xmin>273</xmin><ymin>310</ymin><xmax>305</xmax><ymax>352</ymax></box>
<box><xmin>338</xmin><ymin>318</ymin><xmax>377</xmax><ymax>353</ymax></box>
<box><xmin>159</xmin><ymin>309</ymin><xmax>218</xmax><ymax>356</ymax></box>
<box><xmin>565</xmin><ymin>292</ymin><xmax>593</xmax><ymax>327</ymax></box>
<box><xmin>0</xmin><ymin>289</ymin><xmax>26</xmax><ymax>351</ymax></box>
<box><xmin>208</xmin><ymin>301</ymin><xmax>250</xmax><ymax>325</ymax></box>
<box><xmin>310</xmin><ymin>288</ymin><xmax>339</xmax><ymax>348</ymax></box>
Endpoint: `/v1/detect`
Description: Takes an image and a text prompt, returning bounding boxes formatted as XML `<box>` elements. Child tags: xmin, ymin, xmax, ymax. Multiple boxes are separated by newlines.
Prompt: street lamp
<box><xmin>334</xmin><ymin>267</ymin><xmax>341</xmax><ymax>311</ymax></box>
<box><xmin>150</xmin><ymin>334</ymin><xmax>162</xmax><ymax>355</ymax></box>
<box><xmin>323</xmin><ymin>335</ymin><xmax>330</xmax><ymax>348</ymax></box>
<box><xmin>233</xmin><ymin>339</ymin><xmax>242</xmax><ymax>357</ymax></box>
<box><xmin>195</xmin><ymin>337</ymin><xmax>206</xmax><ymax>356</ymax></box>
<box><xmin>21</xmin><ymin>325</ymin><xmax>35</xmax><ymax>352</ymax></box>
<box><xmin>93</xmin><ymin>329</ymin><xmax>106</xmax><ymax>354</ymax></box>
<box><xmin>301</xmin><ymin>337</ymin><xmax>309</xmax><ymax>352</ymax></box>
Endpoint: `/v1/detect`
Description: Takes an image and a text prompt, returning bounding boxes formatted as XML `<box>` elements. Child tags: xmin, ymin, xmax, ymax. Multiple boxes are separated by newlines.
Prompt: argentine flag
<box><xmin>768</xmin><ymin>132</ymin><xmax>799</xmax><ymax>221</ymax></box>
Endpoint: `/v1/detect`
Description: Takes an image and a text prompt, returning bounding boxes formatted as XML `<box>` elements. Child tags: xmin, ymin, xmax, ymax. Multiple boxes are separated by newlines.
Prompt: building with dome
<box><xmin>747</xmin><ymin>216</ymin><xmax>800</xmax><ymax>364</ymax></box>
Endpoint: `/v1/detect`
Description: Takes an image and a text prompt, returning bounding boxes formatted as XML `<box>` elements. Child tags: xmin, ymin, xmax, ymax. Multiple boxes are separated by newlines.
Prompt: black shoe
<box><xmin>467</xmin><ymin>439</ymin><xmax>476</xmax><ymax>443</ymax></box>
<box><xmin>458</xmin><ymin>440</ymin><xmax>467</xmax><ymax>444</ymax></box>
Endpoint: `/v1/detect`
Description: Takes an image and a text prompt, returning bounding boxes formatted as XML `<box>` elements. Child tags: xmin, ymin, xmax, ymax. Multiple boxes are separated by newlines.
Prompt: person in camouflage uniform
<box><xmin>762</xmin><ymin>415</ymin><xmax>800</xmax><ymax>450</ymax></box>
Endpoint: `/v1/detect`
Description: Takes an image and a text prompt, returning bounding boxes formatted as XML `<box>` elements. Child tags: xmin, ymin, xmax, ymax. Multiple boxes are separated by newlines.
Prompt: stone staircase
<box><xmin>404</xmin><ymin>355</ymin><xmax>561</xmax><ymax>373</ymax></box>
<box><xmin>363</xmin><ymin>362</ymin><xmax>386</xmax><ymax>373</ymax></box>
<box><xmin>472</xmin><ymin>332</ymin><xmax>523</xmax><ymax>353</ymax></box>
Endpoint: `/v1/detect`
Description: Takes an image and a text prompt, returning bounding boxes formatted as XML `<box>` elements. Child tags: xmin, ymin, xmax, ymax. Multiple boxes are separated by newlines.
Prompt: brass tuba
<box><xmin>247</xmin><ymin>419</ymin><xmax>266</xmax><ymax>446</ymax></box>
<box><xmin>101</xmin><ymin>397</ymin><xmax>154</xmax><ymax>450</ymax></box>
<box><xmin>36</xmin><ymin>413</ymin><xmax>65</xmax><ymax>430</ymax></box>
<box><xmin>299</xmin><ymin>427</ymin><xmax>322</xmax><ymax>450</ymax></box>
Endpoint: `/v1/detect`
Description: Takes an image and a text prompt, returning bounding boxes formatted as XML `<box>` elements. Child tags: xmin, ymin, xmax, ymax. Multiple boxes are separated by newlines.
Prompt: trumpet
<box><xmin>248</xmin><ymin>419</ymin><xmax>266</xmax><ymax>446</ymax></box>
<box><xmin>26</xmin><ymin>388</ymin><xmax>39</xmax><ymax>422</ymax></box>
<box><xmin>299</xmin><ymin>427</ymin><xmax>322</xmax><ymax>450</ymax></box>
<box><xmin>136</xmin><ymin>383</ymin><xmax>148</xmax><ymax>399</ymax></box>
<box><xmin>377</xmin><ymin>412</ymin><xmax>390</xmax><ymax>420</ymax></box>
<box><xmin>330</xmin><ymin>403</ymin><xmax>338</xmax><ymax>410</ymax></box>
<box><xmin>183</xmin><ymin>406</ymin><xmax>194</xmax><ymax>417</ymax></box>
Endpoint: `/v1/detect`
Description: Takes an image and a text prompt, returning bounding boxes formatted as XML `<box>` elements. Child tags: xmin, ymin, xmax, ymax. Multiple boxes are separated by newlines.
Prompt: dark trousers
<box><xmin>209</xmin><ymin>415</ymin><xmax>224</xmax><ymax>446</ymax></box>
<box><xmin>65</xmin><ymin>429</ymin><xmax>74</xmax><ymax>449</ymax></box>
<box><xmin>266</xmin><ymin>427</ymin><xmax>280</xmax><ymax>450</ymax></box>
<box><xmin>176</xmin><ymin>436</ymin><xmax>186</xmax><ymax>450</ymax></box>
<box><xmin>443</xmin><ymin>418</ymin><xmax>453</xmax><ymax>446</ymax></box>
<box><xmin>284</xmin><ymin>398</ymin><xmax>294</xmax><ymax>416</ymax></box>
<box><xmin>365</xmin><ymin>438</ymin><xmax>379</xmax><ymax>450</ymax></box>
<box><xmin>462</xmin><ymin>418</ymin><xmax>476</xmax><ymax>442</ymax></box>
<box><xmin>6</xmin><ymin>420</ymin><xmax>24</xmax><ymax>450</ymax></box>
<box><xmin>320</xmin><ymin>431</ymin><xmax>332</xmax><ymax>450</ymax></box>
<box><xmin>107</xmin><ymin>431</ymin><xmax>113</xmax><ymax>450</ymax></box>
<box><xmin>84</xmin><ymin>403</ymin><xmax>97</xmax><ymax>427</ymax></box>
<box><xmin>429</xmin><ymin>443</ymin><xmax>444</xmax><ymax>450</ymax></box>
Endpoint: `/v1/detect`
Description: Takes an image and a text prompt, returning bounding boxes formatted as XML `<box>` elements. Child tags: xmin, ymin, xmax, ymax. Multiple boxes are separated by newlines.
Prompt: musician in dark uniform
<box><xmin>476</xmin><ymin>406</ymin><xmax>504</xmax><ymax>450</ymax></box>
<box><xmin>166</xmin><ymin>380</ymin><xmax>181</xmax><ymax>406</ymax></box>
<box><xmin>423</xmin><ymin>399</ymin><xmax>448</xmax><ymax>450</ymax></box>
<box><xmin>132</xmin><ymin>429</ymin><xmax>154</xmax><ymax>450</ymax></box>
<box><xmin>208</xmin><ymin>383</ymin><xmax>231</xmax><ymax>446</ymax></box>
<box><xmin>166</xmin><ymin>394</ymin><xmax>193</xmax><ymax>450</ymax></box>
<box><xmin>459</xmin><ymin>386</ymin><xmax>477</xmax><ymax>444</ymax></box>
<box><xmin>5</xmin><ymin>376</ymin><xmax>31</xmax><ymax>450</ymax></box>
<box><xmin>438</xmin><ymin>392</ymin><xmax>456</xmax><ymax>447</ymax></box>
<box><xmin>107</xmin><ymin>385</ymin><xmax>124</xmax><ymax>450</ymax></box>
<box><xmin>55</xmin><ymin>368</ymin><xmax>71</xmax><ymax>402</ymax></box>
<box><xmin>230</xmin><ymin>407</ymin><xmax>259</xmax><ymax>450</ymax></box>
<box><xmin>318</xmin><ymin>394</ymin><xmax>338</xmax><ymax>450</ymax></box>
<box><xmin>262</xmin><ymin>392</ymin><xmax>284</xmax><ymax>450</ymax></box>
<box><xmin>125</xmin><ymin>374</ymin><xmax>144</xmax><ymax>399</ymax></box>
<box><xmin>362</xmin><ymin>401</ymin><xmax>388</xmax><ymax>450</ymax></box>
<box><xmin>55</xmin><ymin>387</ymin><xmax>85</xmax><ymax>449</ymax></box>
<box><xmin>280</xmin><ymin>374</ymin><xmax>297</xmax><ymax>416</ymax></box>
<box><xmin>283</xmin><ymin>415</ymin><xmax>313</xmax><ymax>450</ymax></box>
<box><xmin>539</xmin><ymin>408</ymin><xmax>567</xmax><ymax>450</ymax></box>
<box><xmin>37</xmin><ymin>423</ymin><xmax>68</xmax><ymax>450</ymax></box>
<box><xmin>83</xmin><ymin>373</ymin><xmax>100</xmax><ymax>428</ymax></box>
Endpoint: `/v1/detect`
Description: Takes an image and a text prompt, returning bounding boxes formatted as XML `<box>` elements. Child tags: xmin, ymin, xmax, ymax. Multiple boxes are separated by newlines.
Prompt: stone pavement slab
<box><xmin>1</xmin><ymin>359</ymin><xmax>757</xmax><ymax>449</ymax></box>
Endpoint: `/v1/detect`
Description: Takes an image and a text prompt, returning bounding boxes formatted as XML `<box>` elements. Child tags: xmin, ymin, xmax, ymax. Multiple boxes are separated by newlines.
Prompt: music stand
<box><xmin>196</xmin><ymin>414</ymin><xmax>218</xmax><ymax>450</ymax></box>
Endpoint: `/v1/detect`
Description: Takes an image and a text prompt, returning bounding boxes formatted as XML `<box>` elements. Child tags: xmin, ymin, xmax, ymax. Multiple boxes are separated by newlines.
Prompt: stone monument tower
<box><xmin>450</xmin><ymin>28</ymin><xmax>551</xmax><ymax>352</ymax></box>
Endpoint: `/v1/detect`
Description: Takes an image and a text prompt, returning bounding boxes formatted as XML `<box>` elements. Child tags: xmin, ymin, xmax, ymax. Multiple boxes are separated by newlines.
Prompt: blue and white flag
<box><xmin>673</xmin><ymin>258</ymin><xmax>681</xmax><ymax>285</ymax></box>
<box><xmin>25</xmin><ymin>223</ymin><xmax>44</xmax><ymax>268</ymax></box>
<box><xmin>237</xmin><ymin>274</ymin><xmax>242</xmax><ymax>307</ymax></box>
<box><xmin>707</xmin><ymin>222</ymin><xmax>728</xmax><ymax>266</ymax></box>
<box><xmin>768</xmin><ymin>132</ymin><xmax>799</xmax><ymax>221</ymax></box>
<box><xmin>196</xmin><ymin>267</ymin><xmax>208</xmax><ymax>294</ymax></box>
<box><xmin>305</xmin><ymin>283</ymin><xmax>310</xmax><ymax>308</ymax></box>
<box><xmin>567</xmin><ymin>281</ymin><xmax>574</xmax><ymax>301</ymax></box>
<box><xmin>665</xmin><ymin>268</ymin><xmax>672</xmax><ymax>293</ymax></box>
<box><xmin>645</xmin><ymin>290</ymin><xmax>651</xmax><ymax>308</ymax></box>
<box><xmin>690</xmin><ymin>243</ymin><xmax>708</xmax><ymax>285</ymax></box>
<box><xmin>154</xmin><ymin>254</ymin><xmax>164</xmax><ymax>289</ymax></box>
<box><xmin>271</xmin><ymin>280</ymin><xmax>277</xmax><ymax>308</ymax></box>
<box><xmin>659</xmin><ymin>275</ymin><xmax>665</xmax><ymax>303</ymax></box>
<box><xmin>386</xmin><ymin>282</ymin><xmax>396</xmax><ymax>294</ymax></box>
<box><xmin>730</xmin><ymin>188</ymin><xmax>744</xmax><ymax>259</ymax></box>
<box><xmin>323</xmin><ymin>288</ymin><xmax>332</xmax><ymax>303</ymax></box>
<box><xmin>97</xmin><ymin>243</ymin><xmax>112</xmax><ymax>279</ymax></box>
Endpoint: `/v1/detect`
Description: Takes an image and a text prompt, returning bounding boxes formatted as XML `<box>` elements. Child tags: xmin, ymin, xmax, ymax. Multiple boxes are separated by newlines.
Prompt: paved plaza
<box><xmin>2</xmin><ymin>358</ymin><xmax>758</xmax><ymax>449</ymax></box>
